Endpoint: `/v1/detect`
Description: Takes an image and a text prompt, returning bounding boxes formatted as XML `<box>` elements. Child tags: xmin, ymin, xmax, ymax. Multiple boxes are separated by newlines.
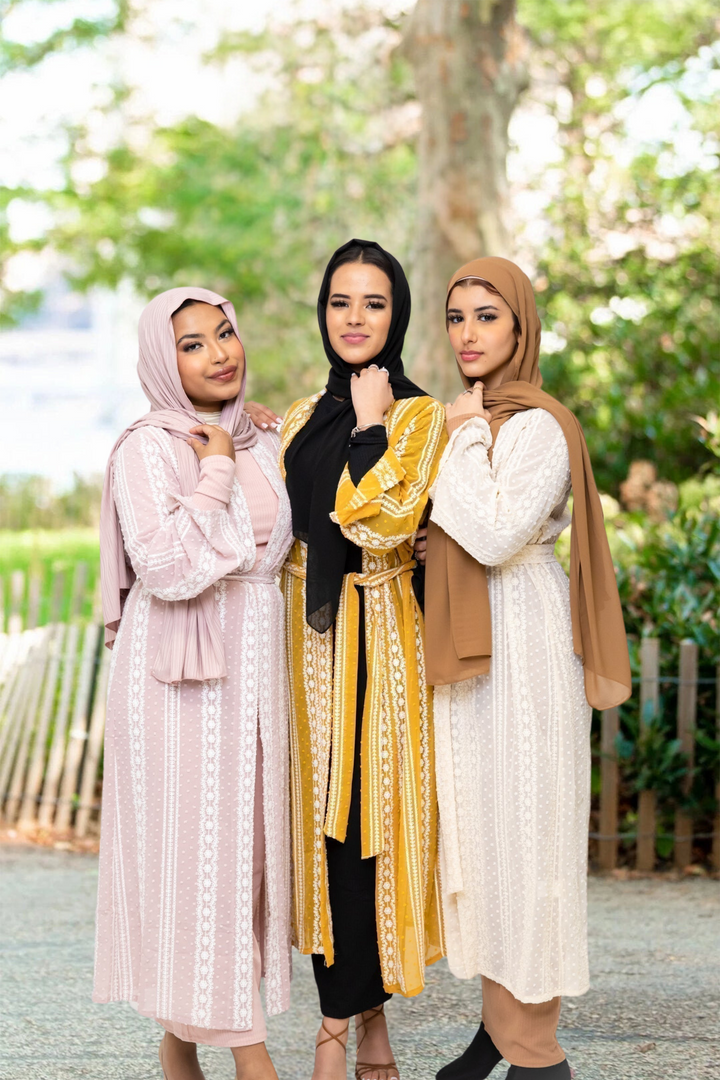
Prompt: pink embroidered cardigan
<box><xmin>93</xmin><ymin>427</ymin><xmax>293</xmax><ymax>1031</ymax></box>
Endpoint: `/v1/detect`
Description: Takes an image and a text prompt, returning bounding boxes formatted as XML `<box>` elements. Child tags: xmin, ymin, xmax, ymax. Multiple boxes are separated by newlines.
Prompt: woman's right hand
<box><xmin>189</xmin><ymin>425</ymin><xmax>236</xmax><ymax>461</ymax></box>
<box><xmin>446</xmin><ymin>382</ymin><xmax>492</xmax><ymax>425</ymax></box>
<box><xmin>245</xmin><ymin>401</ymin><xmax>283</xmax><ymax>430</ymax></box>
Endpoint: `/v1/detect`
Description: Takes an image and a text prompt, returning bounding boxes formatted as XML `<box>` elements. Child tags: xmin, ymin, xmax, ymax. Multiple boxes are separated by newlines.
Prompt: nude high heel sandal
<box><xmin>355</xmin><ymin>1005</ymin><xmax>399</xmax><ymax>1080</ymax></box>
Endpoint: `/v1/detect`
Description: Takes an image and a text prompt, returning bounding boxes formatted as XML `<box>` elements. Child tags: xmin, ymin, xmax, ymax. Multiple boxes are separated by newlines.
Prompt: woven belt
<box><xmin>283</xmin><ymin>558</ymin><xmax>415</xmax><ymax>589</ymax></box>
<box><xmin>502</xmin><ymin>544</ymin><xmax>558</xmax><ymax>568</ymax></box>
<box><xmin>223</xmin><ymin>571</ymin><xmax>277</xmax><ymax>585</ymax></box>
<box><xmin>283</xmin><ymin>555</ymin><xmax>416</xmax><ymax>853</ymax></box>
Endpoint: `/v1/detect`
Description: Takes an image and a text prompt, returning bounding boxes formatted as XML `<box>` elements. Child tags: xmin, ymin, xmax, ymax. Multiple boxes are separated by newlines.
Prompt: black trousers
<box><xmin>312</xmin><ymin>597</ymin><xmax>392</xmax><ymax>1019</ymax></box>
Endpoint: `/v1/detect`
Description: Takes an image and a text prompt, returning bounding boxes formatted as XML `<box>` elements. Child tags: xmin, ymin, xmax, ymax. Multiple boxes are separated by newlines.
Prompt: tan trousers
<box><xmin>481</xmin><ymin>976</ymin><xmax>565</xmax><ymax>1069</ymax></box>
<box><xmin>159</xmin><ymin>736</ymin><xmax>267</xmax><ymax>1048</ymax></box>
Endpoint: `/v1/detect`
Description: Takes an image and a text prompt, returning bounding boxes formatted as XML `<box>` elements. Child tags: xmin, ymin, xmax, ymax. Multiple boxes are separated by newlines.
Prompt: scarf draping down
<box><xmin>283</xmin><ymin>238</ymin><xmax>427</xmax><ymax>634</ymax></box>
<box><xmin>99</xmin><ymin>286</ymin><xmax>258</xmax><ymax>684</ymax></box>
<box><xmin>425</xmin><ymin>257</ymin><xmax>632</xmax><ymax>711</ymax></box>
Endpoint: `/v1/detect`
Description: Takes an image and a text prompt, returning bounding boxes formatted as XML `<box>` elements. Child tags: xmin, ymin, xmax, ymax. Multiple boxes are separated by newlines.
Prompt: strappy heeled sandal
<box><xmin>315</xmin><ymin>1017</ymin><xmax>350</xmax><ymax>1064</ymax></box>
<box><xmin>355</xmin><ymin>1005</ymin><xmax>400</xmax><ymax>1080</ymax></box>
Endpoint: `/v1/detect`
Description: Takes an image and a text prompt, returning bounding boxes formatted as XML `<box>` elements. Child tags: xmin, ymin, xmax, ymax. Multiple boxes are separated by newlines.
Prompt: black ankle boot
<box><xmin>436</xmin><ymin>1022</ymin><xmax>503</xmax><ymax>1080</ymax></box>
<box><xmin>505</xmin><ymin>1060</ymin><xmax>571</xmax><ymax>1079</ymax></box>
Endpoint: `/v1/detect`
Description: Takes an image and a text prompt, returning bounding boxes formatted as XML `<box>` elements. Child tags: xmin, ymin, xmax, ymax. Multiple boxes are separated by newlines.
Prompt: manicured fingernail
<box><xmin>261</xmin><ymin>423</ymin><xmax>268</xmax><ymax>428</ymax></box>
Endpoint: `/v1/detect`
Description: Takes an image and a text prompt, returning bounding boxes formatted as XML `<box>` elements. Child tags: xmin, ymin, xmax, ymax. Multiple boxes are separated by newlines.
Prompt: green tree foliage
<box><xmin>518</xmin><ymin>0</ymin><xmax>720</xmax><ymax>489</ymax></box>
<box><xmin>0</xmin><ymin>473</ymin><xmax>102</xmax><ymax>529</ymax></box>
<box><xmin>0</xmin><ymin>0</ymin><xmax>129</xmax><ymax>325</ymax></box>
<box><xmin>2</xmin><ymin>6</ymin><xmax>417</xmax><ymax>405</ymax></box>
<box><xmin>0</xmin><ymin>0</ymin><xmax>129</xmax><ymax>74</ymax></box>
<box><xmin>1</xmin><ymin>1</ymin><xmax>719</xmax><ymax>470</ymax></box>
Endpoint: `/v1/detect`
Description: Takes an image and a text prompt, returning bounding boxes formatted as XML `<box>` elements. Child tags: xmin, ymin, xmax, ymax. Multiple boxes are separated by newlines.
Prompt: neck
<box><xmin>193</xmin><ymin>401</ymin><xmax>224</xmax><ymax>414</ymax></box>
<box><xmin>482</xmin><ymin>360</ymin><xmax>513</xmax><ymax>391</ymax></box>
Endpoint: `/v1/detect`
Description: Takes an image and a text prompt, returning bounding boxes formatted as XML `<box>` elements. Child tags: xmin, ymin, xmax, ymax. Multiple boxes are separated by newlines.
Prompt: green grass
<box><xmin>0</xmin><ymin>528</ymin><xmax>100</xmax><ymax>626</ymax></box>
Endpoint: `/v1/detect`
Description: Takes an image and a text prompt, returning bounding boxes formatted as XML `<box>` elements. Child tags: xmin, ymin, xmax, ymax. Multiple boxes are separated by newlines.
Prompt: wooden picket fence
<box><xmin>1</xmin><ymin>566</ymin><xmax>719</xmax><ymax>865</ymax></box>
<box><xmin>0</xmin><ymin>563</ymin><xmax>108</xmax><ymax>839</ymax></box>
<box><xmin>594</xmin><ymin>638</ymin><xmax>720</xmax><ymax>872</ymax></box>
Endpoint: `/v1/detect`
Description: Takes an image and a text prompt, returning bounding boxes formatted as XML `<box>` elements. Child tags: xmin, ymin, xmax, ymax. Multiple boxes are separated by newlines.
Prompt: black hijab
<box><xmin>284</xmin><ymin>238</ymin><xmax>427</xmax><ymax>633</ymax></box>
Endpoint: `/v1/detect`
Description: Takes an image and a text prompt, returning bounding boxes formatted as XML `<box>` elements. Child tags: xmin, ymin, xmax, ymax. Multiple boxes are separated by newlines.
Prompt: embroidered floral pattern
<box><xmin>95</xmin><ymin>426</ymin><xmax>293</xmax><ymax>1031</ymax></box>
<box><xmin>280</xmin><ymin>395</ymin><xmax>446</xmax><ymax>997</ymax></box>
<box><xmin>431</xmin><ymin>407</ymin><xmax>592</xmax><ymax>1002</ymax></box>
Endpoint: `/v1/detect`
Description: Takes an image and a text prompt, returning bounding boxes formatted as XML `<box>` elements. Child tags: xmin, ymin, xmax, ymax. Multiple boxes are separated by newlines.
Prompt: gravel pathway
<box><xmin>0</xmin><ymin>846</ymin><xmax>718</xmax><ymax>1080</ymax></box>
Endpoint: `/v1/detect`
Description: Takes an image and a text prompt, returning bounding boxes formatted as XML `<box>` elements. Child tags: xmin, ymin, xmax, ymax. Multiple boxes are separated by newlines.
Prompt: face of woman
<box><xmin>326</xmin><ymin>262</ymin><xmax>393</xmax><ymax>366</ymax></box>
<box><xmin>446</xmin><ymin>283</ymin><xmax>518</xmax><ymax>390</ymax></box>
<box><xmin>172</xmin><ymin>301</ymin><xmax>245</xmax><ymax>411</ymax></box>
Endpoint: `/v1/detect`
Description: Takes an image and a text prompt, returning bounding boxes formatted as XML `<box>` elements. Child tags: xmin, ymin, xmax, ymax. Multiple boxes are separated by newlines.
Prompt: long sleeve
<box><xmin>430</xmin><ymin>409</ymin><xmax>570</xmax><ymax>567</ymax></box>
<box><xmin>332</xmin><ymin>398</ymin><xmax>447</xmax><ymax>553</ymax></box>
<box><xmin>348</xmin><ymin>425</ymin><xmax>388</xmax><ymax>486</ymax></box>
<box><xmin>113</xmin><ymin>428</ymin><xmax>255</xmax><ymax>601</ymax></box>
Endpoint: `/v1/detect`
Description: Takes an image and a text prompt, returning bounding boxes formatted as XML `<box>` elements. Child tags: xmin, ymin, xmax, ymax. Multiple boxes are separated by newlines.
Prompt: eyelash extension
<box><xmin>447</xmin><ymin>313</ymin><xmax>497</xmax><ymax>324</ymax></box>
<box><xmin>330</xmin><ymin>299</ymin><xmax>386</xmax><ymax>310</ymax></box>
<box><xmin>182</xmin><ymin>329</ymin><xmax>234</xmax><ymax>351</ymax></box>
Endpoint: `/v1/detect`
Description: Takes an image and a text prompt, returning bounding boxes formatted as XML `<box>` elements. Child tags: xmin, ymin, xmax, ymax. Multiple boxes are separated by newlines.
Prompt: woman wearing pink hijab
<box><xmin>93</xmin><ymin>288</ymin><xmax>293</xmax><ymax>1080</ymax></box>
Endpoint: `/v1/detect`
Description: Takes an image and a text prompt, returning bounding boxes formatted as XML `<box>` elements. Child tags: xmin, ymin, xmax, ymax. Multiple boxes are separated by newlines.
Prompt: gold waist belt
<box><xmin>284</xmin><ymin>557</ymin><xmax>416</xmax><ymax>854</ymax></box>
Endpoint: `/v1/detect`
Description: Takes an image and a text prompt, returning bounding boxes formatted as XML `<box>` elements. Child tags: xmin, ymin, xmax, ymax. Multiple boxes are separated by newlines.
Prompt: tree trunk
<box><xmin>402</xmin><ymin>0</ymin><xmax>528</xmax><ymax>401</ymax></box>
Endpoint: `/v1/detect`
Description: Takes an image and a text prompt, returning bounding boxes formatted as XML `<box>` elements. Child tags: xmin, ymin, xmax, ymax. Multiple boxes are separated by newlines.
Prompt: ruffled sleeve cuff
<box><xmin>445</xmin><ymin>413</ymin><xmax>492</xmax><ymax>440</ymax></box>
<box><xmin>430</xmin><ymin>416</ymin><xmax>492</xmax><ymax>500</ymax></box>
<box><xmin>332</xmin><ymin>446</ymin><xmax>406</xmax><ymax>525</ymax></box>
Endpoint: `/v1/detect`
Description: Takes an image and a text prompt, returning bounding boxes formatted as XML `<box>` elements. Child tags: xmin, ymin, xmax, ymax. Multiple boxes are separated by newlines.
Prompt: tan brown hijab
<box><xmin>425</xmin><ymin>257</ymin><xmax>631</xmax><ymax>711</ymax></box>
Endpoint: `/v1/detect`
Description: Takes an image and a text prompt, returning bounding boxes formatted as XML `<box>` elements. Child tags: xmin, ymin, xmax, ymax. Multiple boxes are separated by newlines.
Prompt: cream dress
<box><xmin>429</xmin><ymin>408</ymin><xmax>592</xmax><ymax>1004</ymax></box>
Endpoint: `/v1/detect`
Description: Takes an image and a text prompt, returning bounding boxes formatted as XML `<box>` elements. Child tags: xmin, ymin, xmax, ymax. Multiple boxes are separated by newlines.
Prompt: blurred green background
<box><xmin>1</xmin><ymin>1</ymin><xmax>719</xmax><ymax>862</ymax></box>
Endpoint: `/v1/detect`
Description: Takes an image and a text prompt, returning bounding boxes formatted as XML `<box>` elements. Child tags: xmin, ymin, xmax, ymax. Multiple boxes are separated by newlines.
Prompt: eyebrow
<box><xmin>330</xmin><ymin>292</ymin><xmax>388</xmax><ymax>301</ymax></box>
<box><xmin>176</xmin><ymin>317</ymin><xmax>232</xmax><ymax>345</ymax></box>
<box><xmin>447</xmin><ymin>304</ymin><xmax>499</xmax><ymax>315</ymax></box>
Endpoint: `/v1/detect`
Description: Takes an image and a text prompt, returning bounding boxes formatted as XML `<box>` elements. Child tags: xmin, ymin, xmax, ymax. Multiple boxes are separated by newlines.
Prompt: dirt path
<box><xmin>0</xmin><ymin>846</ymin><xmax>718</xmax><ymax>1080</ymax></box>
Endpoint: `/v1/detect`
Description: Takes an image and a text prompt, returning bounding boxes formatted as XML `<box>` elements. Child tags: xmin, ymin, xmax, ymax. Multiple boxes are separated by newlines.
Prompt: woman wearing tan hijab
<box><xmin>417</xmin><ymin>258</ymin><xmax>631</xmax><ymax>1080</ymax></box>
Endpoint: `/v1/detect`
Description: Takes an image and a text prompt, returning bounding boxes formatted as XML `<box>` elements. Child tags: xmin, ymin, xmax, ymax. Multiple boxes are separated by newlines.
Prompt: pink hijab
<box><xmin>100</xmin><ymin>286</ymin><xmax>257</xmax><ymax>684</ymax></box>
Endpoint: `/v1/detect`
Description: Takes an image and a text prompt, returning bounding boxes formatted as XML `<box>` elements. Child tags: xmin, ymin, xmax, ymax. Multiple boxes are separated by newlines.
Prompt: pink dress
<box><xmin>93</xmin><ymin>426</ymin><xmax>293</xmax><ymax>1045</ymax></box>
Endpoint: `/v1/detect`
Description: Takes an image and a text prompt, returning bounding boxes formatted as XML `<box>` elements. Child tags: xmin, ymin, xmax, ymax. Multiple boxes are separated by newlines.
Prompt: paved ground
<box><xmin>0</xmin><ymin>846</ymin><xmax>718</xmax><ymax>1080</ymax></box>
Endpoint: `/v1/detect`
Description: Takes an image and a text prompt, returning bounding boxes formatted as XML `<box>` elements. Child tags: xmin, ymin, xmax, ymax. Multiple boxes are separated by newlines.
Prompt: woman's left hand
<box><xmin>245</xmin><ymin>401</ymin><xmax>283</xmax><ymax>430</ymax></box>
<box><xmin>350</xmin><ymin>365</ymin><xmax>394</xmax><ymax>428</ymax></box>
<box><xmin>414</xmin><ymin>525</ymin><xmax>428</xmax><ymax>566</ymax></box>
<box><xmin>445</xmin><ymin>382</ymin><xmax>492</xmax><ymax>425</ymax></box>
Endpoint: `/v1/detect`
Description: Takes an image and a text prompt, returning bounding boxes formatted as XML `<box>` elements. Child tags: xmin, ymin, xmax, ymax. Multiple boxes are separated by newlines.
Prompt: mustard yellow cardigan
<box><xmin>280</xmin><ymin>392</ymin><xmax>447</xmax><ymax>998</ymax></box>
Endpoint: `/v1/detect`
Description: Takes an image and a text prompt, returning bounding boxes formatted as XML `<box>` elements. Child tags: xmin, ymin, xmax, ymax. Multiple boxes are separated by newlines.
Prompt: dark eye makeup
<box><xmin>180</xmin><ymin>328</ymin><xmax>235</xmax><ymax>352</ymax></box>
<box><xmin>330</xmin><ymin>299</ymin><xmax>386</xmax><ymax>310</ymax></box>
<box><xmin>447</xmin><ymin>312</ymin><xmax>498</xmax><ymax>324</ymax></box>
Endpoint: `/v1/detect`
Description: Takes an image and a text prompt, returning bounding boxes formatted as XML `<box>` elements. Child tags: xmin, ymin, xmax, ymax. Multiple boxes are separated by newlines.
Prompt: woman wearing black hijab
<box><xmin>279</xmin><ymin>240</ymin><xmax>446</xmax><ymax>1080</ymax></box>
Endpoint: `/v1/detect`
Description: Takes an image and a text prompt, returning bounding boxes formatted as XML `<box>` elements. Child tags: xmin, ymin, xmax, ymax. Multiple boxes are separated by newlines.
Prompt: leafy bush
<box><xmin>0</xmin><ymin>474</ymin><xmax>102</xmax><ymax>531</ymax></box>
<box><xmin>592</xmin><ymin>431</ymin><xmax>720</xmax><ymax>862</ymax></box>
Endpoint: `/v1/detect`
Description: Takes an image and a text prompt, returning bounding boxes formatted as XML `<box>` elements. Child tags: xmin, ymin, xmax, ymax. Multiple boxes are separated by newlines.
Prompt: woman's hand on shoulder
<box><xmin>445</xmin><ymin>382</ymin><xmax>492</xmax><ymax>426</ymax></box>
<box><xmin>350</xmin><ymin>364</ymin><xmax>394</xmax><ymax>428</ymax></box>
<box><xmin>245</xmin><ymin>401</ymin><xmax>283</xmax><ymax>430</ymax></box>
<box><xmin>189</xmin><ymin>425</ymin><xmax>236</xmax><ymax>462</ymax></box>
